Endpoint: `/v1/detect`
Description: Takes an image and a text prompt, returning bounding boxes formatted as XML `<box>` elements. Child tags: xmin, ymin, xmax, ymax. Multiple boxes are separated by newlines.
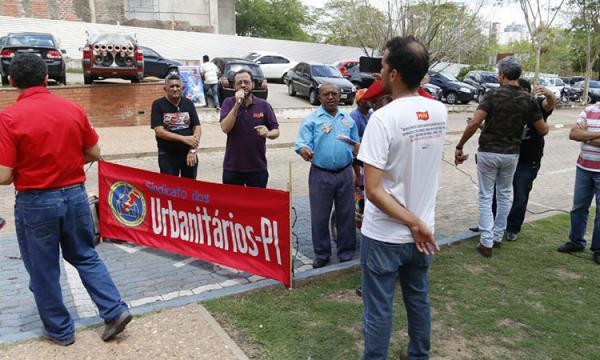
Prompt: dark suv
<box><xmin>1</xmin><ymin>32</ymin><xmax>67</xmax><ymax>85</ymax></box>
<box><xmin>462</xmin><ymin>71</ymin><xmax>499</xmax><ymax>97</ymax></box>
<box><xmin>428</xmin><ymin>71</ymin><xmax>478</xmax><ymax>104</ymax></box>
<box><xmin>287</xmin><ymin>62</ymin><xmax>356</xmax><ymax>105</ymax></box>
<box><xmin>141</xmin><ymin>46</ymin><xmax>181</xmax><ymax>79</ymax></box>
<box><xmin>211</xmin><ymin>57</ymin><xmax>268</xmax><ymax>100</ymax></box>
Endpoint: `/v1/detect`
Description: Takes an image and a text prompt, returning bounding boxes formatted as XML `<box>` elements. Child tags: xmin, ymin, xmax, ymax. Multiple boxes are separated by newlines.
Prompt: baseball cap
<box><xmin>355</xmin><ymin>88</ymin><xmax>368</xmax><ymax>103</ymax></box>
<box><xmin>362</xmin><ymin>80</ymin><xmax>384</xmax><ymax>101</ymax></box>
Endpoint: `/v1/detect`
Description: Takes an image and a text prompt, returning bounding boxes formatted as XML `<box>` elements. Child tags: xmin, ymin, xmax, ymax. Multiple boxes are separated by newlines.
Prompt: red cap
<box><xmin>362</xmin><ymin>80</ymin><xmax>383</xmax><ymax>101</ymax></box>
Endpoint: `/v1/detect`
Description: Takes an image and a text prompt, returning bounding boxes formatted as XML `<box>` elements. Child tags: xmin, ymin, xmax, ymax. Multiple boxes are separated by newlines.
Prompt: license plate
<box><xmin>340</xmin><ymin>94</ymin><xmax>347</xmax><ymax>99</ymax></box>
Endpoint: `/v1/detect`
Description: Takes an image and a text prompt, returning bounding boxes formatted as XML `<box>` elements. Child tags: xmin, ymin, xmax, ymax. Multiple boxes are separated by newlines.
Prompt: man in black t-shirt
<box><xmin>151</xmin><ymin>73</ymin><xmax>202</xmax><ymax>179</ymax></box>
<box><xmin>455</xmin><ymin>57</ymin><xmax>548</xmax><ymax>258</ymax></box>
<box><xmin>505</xmin><ymin>79</ymin><xmax>555</xmax><ymax>241</ymax></box>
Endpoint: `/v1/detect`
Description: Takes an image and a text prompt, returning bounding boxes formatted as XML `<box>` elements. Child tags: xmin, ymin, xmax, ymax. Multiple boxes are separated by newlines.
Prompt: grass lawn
<box><xmin>204</xmin><ymin>213</ymin><xmax>600</xmax><ymax>360</ymax></box>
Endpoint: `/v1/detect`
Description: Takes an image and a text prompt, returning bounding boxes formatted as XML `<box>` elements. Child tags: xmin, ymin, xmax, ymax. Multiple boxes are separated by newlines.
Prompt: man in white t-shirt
<box><xmin>201</xmin><ymin>55</ymin><xmax>220</xmax><ymax>109</ymax></box>
<box><xmin>357</xmin><ymin>36</ymin><xmax>447</xmax><ymax>360</ymax></box>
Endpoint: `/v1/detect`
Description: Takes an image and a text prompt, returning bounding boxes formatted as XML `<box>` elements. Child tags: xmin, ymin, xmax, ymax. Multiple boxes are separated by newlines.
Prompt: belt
<box><xmin>16</xmin><ymin>183</ymin><xmax>83</xmax><ymax>195</ymax></box>
<box><xmin>313</xmin><ymin>163</ymin><xmax>352</xmax><ymax>174</ymax></box>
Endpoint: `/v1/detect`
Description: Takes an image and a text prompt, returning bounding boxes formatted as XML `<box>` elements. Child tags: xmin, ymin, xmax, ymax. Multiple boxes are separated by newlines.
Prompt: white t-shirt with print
<box><xmin>357</xmin><ymin>96</ymin><xmax>448</xmax><ymax>244</ymax></box>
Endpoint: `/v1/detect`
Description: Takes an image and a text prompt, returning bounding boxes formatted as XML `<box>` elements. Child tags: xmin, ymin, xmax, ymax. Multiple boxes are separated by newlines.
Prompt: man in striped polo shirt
<box><xmin>559</xmin><ymin>103</ymin><xmax>600</xmax><ymax>265</ymax></box>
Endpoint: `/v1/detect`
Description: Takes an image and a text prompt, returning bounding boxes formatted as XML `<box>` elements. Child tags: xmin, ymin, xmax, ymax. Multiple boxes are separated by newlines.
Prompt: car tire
<box><xmin>59</xmin><ymin>72</ymin><xmax>67</xmax><ymax>85</ymax></box>
<box><xmin>288</xmin><ymin>82</ymin><xmax>296</xmax><ymax>96</ymax></box>
<box><xmin>445</xmin><ymin>91</ymin><xmax>458</xmax><ymax>105</ymax></box>
<box><xmin>1</xmin><ymin>74</ymin><xmax>8</xmax><ymax>86</ymax></box>
<box><xmin>131</xmin><ymin>76</ymin><xmax>140</xmax><ymax>84</ymax></box>
<box><xmin>83</xmin><ymin>74</ymin><xmax>93</xmax><ymax>85</ymax></box>
<box><xmin>588</xmin><ymin>95</ymin><xmax>593</xmax><ymax>104</ymax></box>
<box><xmin>309</xmin><ymin>89</ymin><xmax>320</xmax><ymax>106</ymax></box>
<box><xmin>281</xmin><ymin>73</ymin><xmax>289</xmax><ymax>84</ymax></box>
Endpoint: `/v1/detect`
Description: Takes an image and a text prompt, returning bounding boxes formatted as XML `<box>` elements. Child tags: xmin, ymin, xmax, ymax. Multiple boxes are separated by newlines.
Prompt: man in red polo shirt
<box><xmin>0</xmin><ymin>54</ymin><xmax>131</xmax><ymax>346</ymax></box>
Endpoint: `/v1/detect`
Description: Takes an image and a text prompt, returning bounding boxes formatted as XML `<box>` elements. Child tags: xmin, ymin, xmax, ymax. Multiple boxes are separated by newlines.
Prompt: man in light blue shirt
<box><xmin>295</xmin><ymin>83</ymin><xmax>360</xmax><ymax>268</ymax></box>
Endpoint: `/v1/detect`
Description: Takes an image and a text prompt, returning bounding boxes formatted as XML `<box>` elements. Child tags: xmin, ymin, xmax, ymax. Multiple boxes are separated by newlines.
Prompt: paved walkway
<box><xmin>0</xmin><ymin>106</ymin><xmax>584</xmax><ymax>357</ymax></box>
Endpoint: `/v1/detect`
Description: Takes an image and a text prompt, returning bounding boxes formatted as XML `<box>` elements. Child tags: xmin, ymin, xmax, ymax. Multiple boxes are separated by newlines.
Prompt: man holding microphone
<box><xmin>219</xmin><ymin>69</ymin><xmax>280</xmax><ymax>188</ymax></box>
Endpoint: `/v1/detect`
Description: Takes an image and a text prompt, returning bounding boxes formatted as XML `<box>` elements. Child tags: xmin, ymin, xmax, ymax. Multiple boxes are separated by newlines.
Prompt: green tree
<box><xmin>235</xmin><ymin>0</ymin><xmax>315</xmax><ymax>42</ymax></box>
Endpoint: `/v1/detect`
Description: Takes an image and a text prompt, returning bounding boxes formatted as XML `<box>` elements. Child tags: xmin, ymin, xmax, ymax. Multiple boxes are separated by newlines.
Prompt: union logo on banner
<box><xmin>108</xmin><ymin>181</ymin><xmax>146</xmax><ymax>227</ymax></box>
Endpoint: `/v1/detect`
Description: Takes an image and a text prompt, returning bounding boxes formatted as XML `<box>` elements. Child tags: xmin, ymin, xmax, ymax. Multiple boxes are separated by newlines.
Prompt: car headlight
<box><xmin>459</xmin><ymin>87</ymin><xmax>471</xmax><ymax>93</ymax></box>
<box><xmin>351</xmin><ymin>85</ymin><xmax>357</xmax><ymax>92</ymax></box>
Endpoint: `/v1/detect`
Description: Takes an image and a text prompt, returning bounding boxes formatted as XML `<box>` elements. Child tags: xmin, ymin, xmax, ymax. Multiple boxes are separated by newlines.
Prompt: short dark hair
<box><xmin>9</xmin><ymin>53</ymin><xmax>47</xmax><ymax>89</ymax></box>
<box><xmin>497</xmin><ymin>57</ymin><xmax>522</xmax><ymax>80</ymax></box>
<box><xmin>233</xmin><ymin>69</ymin><xmax>253</xmax><ymax>83</ymax></box>
<box><xmin>517</xmin><ymin>78</ymin><xmax>531</xmax><ymax>93</ymax></box>
<box><xmin>384</xmin><ymin>36</ymin><xmax>429</xmax><ymax>90</ymax></box>
<box><xmin>203</xmin><ymin>55</ymin><xmax>209</xmax><ymax>62</ymax></box>
<box><xmin>164</xmin><ymin>72</ymin><xmax>181</xmax><ymax>85</ymax></box>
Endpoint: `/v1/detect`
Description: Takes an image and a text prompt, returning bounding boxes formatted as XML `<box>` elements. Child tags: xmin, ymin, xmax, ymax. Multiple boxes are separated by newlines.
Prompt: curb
<box><xmin>0</xmin><ymin>229</ymin><xmax>480</xmax><ymax>345</ymax></box>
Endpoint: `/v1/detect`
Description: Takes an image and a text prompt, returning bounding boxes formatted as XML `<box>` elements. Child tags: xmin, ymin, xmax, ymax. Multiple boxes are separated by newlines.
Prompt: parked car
<box><xmin>211</xmin><ymin>57</ymin><xmax>268</xmax><ymax>100</ymax></box>
<box><xmin>569</xmin><ymin>80</ymin><xmax>600</xmax><ymax>104</ymax></box>
<box><xmin>82</xmin><ymin>32</ymin><xmax>143</xmax><ymax>84</ymax></box>
<box><xmin>422</xmin><ymin>83</ymin><xmax>442</xmax><ymax>101</ymax></box>
<box><xmin>243</xmin><ymin>51</ymin><xmax>297</xmax><ymax>82</ymax></box>
<box><xmin>333</xmin><ymin>60</ymin><xmax>358</xmax><ymax>76</ymax></box>
<box><xmin>462</xmin><ymin>70</ymin><xmax>499</xmax><ymax>97</ymax></box>
<box><xmin>344</xmin><ymin>65</ymin><xmax>375</xmax><ymax>89</ymax></box>
<box><xmin>1</xmin><ymin>32</ymin><xmax>67</xmax><ymax>85</ymax></box>
<box><xmin>140</xmin><ymin>46</ymin><xmax>181</xmax><ymax>79</ymax></box>
<box><xmin>561</xmin><ymin>76</ymin><xmax>585</xmax><ymax>87</ymax></box>
<box><xmin>428</xmin><ymin>71</ymin><xmax>478</xmax><ymax>104</ymax></box>
<box><xmin>287</xmin><ymin>62</ymin><xmax>356</xmax><ymax>106</ymax></box>
<box><xmin>538</xmin><ymin>77</ymin><xmax>565</xmax><ymax>99</ymax></box>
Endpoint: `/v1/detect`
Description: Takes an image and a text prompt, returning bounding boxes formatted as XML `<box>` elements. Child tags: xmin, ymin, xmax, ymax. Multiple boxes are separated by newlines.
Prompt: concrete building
<box><xmin>0</xmin><ymin>0</ymin><xmax>235</xmax><ymax>34</ymax></box>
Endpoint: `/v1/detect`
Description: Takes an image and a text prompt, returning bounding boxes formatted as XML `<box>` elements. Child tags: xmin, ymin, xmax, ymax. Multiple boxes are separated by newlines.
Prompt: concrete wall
<box><xmin>0</xmin><ymin>83</ymin><xmax>164</xmax><ymax>127</ymax></box>
<box><xmin>0</xmin><ymin>0</ymin><xmax>233</xmax><ymax>33</ymax></box>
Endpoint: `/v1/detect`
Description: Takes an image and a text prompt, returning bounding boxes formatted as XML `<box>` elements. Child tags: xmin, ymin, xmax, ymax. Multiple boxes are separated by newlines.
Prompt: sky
<box><xmin>300</xmin><ymin>0</ymin><xmax>568</xmax><ymax>30</ymax></box>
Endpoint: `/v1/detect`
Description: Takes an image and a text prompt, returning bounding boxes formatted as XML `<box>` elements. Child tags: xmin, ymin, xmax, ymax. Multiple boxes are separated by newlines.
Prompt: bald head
<box><xmin>318</xmin><ymin>83</ymin><xmax>340</xmax><ymax>115</ymax></box>
<box><xmin>319</xmin><ymin>83</ymin><xmax>338</xmax><ymax>95</ymax></box>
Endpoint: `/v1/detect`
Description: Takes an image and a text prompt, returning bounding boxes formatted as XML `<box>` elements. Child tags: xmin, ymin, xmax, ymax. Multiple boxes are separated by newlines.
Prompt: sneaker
<box><xmin>312</xmin><ymin>257</ymin><xmax>330</xmax><ymax>269</ymax></box>
<box><xmin>557</xmin><ymin>242</ymin><xmax>585</xmax><ymax>253</ymax></box>
<box><xmin>505</xmin><ymin>232</ymin><xmax>518</xmax><ymax>241</ymax></box>
<box><xmin>102</xmin><ymin>310</ymin><xmax>132</xmax><ymax>341</ymax></box>
<box><xmin>42</xmin><ymin>330</ymin><xmax>74</xmax><ymax>346</ymax></box>
<box><xmin>469</xmin><ymin>226</ymin><xmax>480</xmax><ymax>232</ymax></box>
<box><xmin>493</xmin><ymin>241</ymin><xmax>502</xmax><ymax>248</ymax></box>
<box><xmin>594</xmin><ymin>252</ymin><xmax>600</xmax><ymax>265</ymax></box>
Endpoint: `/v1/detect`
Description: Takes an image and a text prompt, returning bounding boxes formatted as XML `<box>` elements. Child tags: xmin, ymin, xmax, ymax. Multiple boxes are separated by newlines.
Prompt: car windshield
<box><xmin>555</xmin><ymin>78</ymin><xmax>564</xmax><ymax>86</ymax></box>
<box><xmin>225</xmin><ymin>63</ymin><xmax>263</xmax><ymax>78</ymax></box>
<box><xmin>440</xmin><ymin>72</ymin><xmax>458</xmax><ymax>82</ymax></box>
<box><xmin>244</xmin><ymin>53</ymin><xmax>261</xmax><ymax>62</ymax></box>
<box><xmin>481</xmin><ymin>74</ymin><xmax>498</xmax><ymax>83</ymax></box>
<box><xmin>7</xmin><ymin>34</ymin><xmax>55</xmax><ymax>47</ymax></box>
<box><xmin>311</xmin><ymin>65</ymin><xmax>342</xmax><ymax>78</ymax></box>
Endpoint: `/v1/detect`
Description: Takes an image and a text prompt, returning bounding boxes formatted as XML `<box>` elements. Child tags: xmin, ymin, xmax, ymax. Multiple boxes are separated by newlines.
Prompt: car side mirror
<box><xmin>256</xmin><ymin>61</ymin><xmax>262</xmax><ymax>64</ymax></box>
<box><xmin>61</xmin><ymin>49</ymin><xmax>67</xmax><ymax>54</ymax></box>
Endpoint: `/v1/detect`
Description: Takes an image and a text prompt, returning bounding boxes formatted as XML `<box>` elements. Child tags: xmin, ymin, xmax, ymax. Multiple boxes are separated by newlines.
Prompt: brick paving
<box><xmin>0</xmin><ymin>106</ymin><xmax>584</xmax><ymax>343</ymax></box>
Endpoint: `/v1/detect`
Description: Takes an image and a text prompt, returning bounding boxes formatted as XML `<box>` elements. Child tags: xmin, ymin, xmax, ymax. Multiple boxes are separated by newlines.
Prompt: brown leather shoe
<box><xmin>477</xmin><ymin>244</ymin><xmax>492</xmax><ymax>258</ymax></box>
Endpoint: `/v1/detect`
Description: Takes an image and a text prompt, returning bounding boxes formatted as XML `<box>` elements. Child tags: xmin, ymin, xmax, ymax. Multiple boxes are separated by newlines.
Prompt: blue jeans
<box><xmin>158</xmin><ymin>151</ymin><xmax>198</xmax><ymax>179</ymax></box>
<box><xmin>506</xmin><ymin>160</ymin><xmax>540</xmax><ymax>234</ymax></box>
<box><xmin>477</xmin><ymin>152</ymin><xmax>519</xmax><ymax>248</ymax></box>
<box><xmin>204</xmin><ymin>83</ymin><xmax>219</xmax><ymax>108</ymax></box>
<box><xmin>222</xmin><ymin>169</ymin><xmax>268</xmax><ymax>188</ymax></box>
<box><xmin>15</xmin><ymin>185</ymin><xmax>128</xmax><ymax>341</ymax></box>
<box><xmin>361</xmin><ymin>235</ymin><xmax>432</xmax><ymax>360</ymax></box>
<box><xmin>569</xmin><ymin>167</ymin><xmax>600</xmax><ymax>252</ymax></box>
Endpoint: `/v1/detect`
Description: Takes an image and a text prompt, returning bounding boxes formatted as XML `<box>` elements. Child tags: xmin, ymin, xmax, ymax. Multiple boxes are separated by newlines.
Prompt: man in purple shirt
<box><xmin>219</xmin><ymin>70</ymin><xmax>280</xmax><ymax>188</ymax></box>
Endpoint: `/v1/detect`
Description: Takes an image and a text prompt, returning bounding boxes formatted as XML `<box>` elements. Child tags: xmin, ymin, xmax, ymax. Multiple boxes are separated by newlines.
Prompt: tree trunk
<box><xmin>534</xmin><ymin>42</ymin><xmax>542</xmax><ymax>83</ymax></box>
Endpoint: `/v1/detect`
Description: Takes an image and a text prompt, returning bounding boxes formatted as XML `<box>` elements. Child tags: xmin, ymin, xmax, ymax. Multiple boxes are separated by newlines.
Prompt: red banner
<box><xmin>98</xmin><ymin>161</ymin><xmax>292</xmax><ymax>287</ymax></box>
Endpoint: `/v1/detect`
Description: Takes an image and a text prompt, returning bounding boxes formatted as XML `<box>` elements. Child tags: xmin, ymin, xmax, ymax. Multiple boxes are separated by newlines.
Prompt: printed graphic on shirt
<box><xmin>321</xmin><ymin>123</ymin><xmax>333</xmax><ymax>134</ymax></box>
<box><xmin>163</xmin><ymin>112</ymin><xmax>190</xmax><ymax>131</ymax></box>
<box><xmin>253</xmin><ymin>112</ymin><xmax>264</xmax><ymax>119</ymax></box>
<box><xmin>416</xmin><ymin>111</ymin><xmax>430</xmax><ymax>121</ymax></box>
<box><xmin>402</xmin><ymin>121</ymin><xmax>446</xmax><ymax>143</ymax></box>
<box><xmin>342</xmin><ymin>119</ymin><xmax>351</xmax><ymax>128</ymax></box>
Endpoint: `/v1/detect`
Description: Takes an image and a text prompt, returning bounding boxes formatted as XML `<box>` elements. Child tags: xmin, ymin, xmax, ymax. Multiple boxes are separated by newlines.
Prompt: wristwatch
<box><xmin>189</xmin><ymin>149</ymin><xmax>197</xmax><ymax>154</ymax></box>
